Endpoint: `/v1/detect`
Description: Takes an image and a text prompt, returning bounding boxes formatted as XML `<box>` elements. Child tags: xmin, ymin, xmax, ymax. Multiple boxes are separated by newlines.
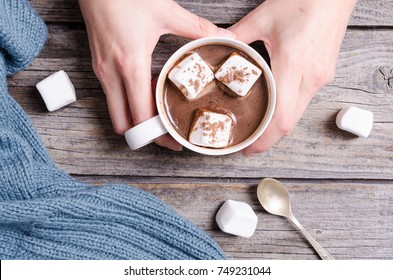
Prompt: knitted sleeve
<box><xmin>0</xmin><ymin>0</ymin><xmax>225</xmax><ymax>260</ymax></box>
<box><xmin>0</xmin><ymin>0</ymin><xmax>48</xmax><ymax>75</ymax></box>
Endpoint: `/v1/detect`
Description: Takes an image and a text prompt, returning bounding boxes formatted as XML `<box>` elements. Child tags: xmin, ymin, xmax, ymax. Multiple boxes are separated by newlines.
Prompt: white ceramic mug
<box><xmin>125</xmin><ymin>37</ymin><xmax>276</xmax><ymax>156</ymax></box>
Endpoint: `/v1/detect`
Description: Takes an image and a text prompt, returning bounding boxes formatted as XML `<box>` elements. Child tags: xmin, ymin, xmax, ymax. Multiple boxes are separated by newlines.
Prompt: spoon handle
<box><xmin>289</xmin><ymin>215</ymin><xmax>335</xmax><ymax>260</ymax></box>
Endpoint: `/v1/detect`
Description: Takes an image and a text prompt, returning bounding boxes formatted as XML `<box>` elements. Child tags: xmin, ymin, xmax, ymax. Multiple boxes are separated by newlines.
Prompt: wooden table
<box><xmin>9</xmin><ymin>0</ymin><xmax>393</xmax><ymax>259</ymax></box>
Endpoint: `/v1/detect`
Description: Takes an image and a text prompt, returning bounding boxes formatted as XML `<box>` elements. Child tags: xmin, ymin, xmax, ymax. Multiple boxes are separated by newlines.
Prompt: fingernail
<box><xmin>243</xmin><ymin>151</ymin><xmax>256</xmax><ymax>157</ymax></box>
<box><xmin>218</xmin><ymin>28</ymin><xmax>236</xmax><ymax>39</ymax></box>
<box><xmin>243</xmin><ymin>148</ymin><xmax>258</xmax><ymax>157</ymax></box>
<box><xmin>167</xmin><ymin>142</ymin><xmax>183</xmax><ymax>152</ymax></box>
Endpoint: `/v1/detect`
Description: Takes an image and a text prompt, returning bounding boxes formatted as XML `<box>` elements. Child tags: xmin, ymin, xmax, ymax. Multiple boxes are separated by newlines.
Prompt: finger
<box><xmin>162</xmin><ymin>1</ymin><xmax>235</xmax><ymax>39</ymax></box>
<box><xmin>97</xmin><ymin>63</ymin><xmax>133</xmax><ymax>135</ymax></box>
<box><xmin>243</xmin><ymin>50</ymin><xmax>303</xmax><ymax>156</ymax></box>
<box><xmin>120</xmin><ymin>53</ymin><xmax>182</xmax><ymax>151</ymax></box>
<box><xmin>118</xmin><ymin>52</ymin><xmax>156</xmax><ymax>126</ymax></box>
<box><xmin>228</xmin><ymin>4</ymin><xmax>270</xmax><ymax>44</ymax></box>
<box><xmin>294</xmin><ymin>82</ymin><xmax>316</xmax><ymax>122</ymax></box>
<box><xmin>245</xmin><ymin>82</ymin><xmax>313</xmax><ymax>156</ymax></box>
<box><xmin>242</xmin><ymin>118</ymin><xmax>282</xmax><ymax>156</ymax></box>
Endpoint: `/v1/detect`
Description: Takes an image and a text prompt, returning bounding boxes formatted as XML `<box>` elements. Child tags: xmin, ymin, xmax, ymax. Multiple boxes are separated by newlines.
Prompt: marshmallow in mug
<box><xmin>168</xmin><ymin>52</ymin><xmax>214</xmax><ymax>100</ymax></box>
<box><xmin>215</xmin><ymin>52</ymin><xmax>262</xmax><ymax>97</ymax></box>
<box><xmin>216</xmin><ymin>199</ymin><xmax>258</xmax><ymax>238</ymax></box>
<box><xmin>188</xmin><ymin>108</ymin><xmax>234</xmax><ymax>148</ymax></box>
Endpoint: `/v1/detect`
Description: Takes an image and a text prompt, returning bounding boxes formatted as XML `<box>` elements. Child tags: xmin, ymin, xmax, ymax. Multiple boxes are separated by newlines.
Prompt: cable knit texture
<box><xmin>0</xmin><ymin>0</ymin><xmax>224</xmax><ymax>260</ymax></box>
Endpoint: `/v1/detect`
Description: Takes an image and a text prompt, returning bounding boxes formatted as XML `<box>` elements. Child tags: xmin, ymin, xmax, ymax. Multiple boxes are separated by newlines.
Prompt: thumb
<box><xmin>163</xmin><ymin>2</ymin><xmax>235</xmax><ymax>39</ymax></box>
<box><xmin>229</xmin><ymin>5</ymin><xmax>270</xmax><ymax>44</ymax></box>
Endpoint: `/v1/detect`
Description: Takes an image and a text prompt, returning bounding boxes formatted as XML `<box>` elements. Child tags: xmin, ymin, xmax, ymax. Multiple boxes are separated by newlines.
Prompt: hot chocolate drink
<box><xmin>163</xmin><ymin>44</ymin><xmax>269</xmax><ymax>148</ymax></box>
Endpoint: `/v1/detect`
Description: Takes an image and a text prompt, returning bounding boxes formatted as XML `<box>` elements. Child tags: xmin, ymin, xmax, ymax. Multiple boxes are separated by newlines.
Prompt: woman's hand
<box><xmin>229</xmin><ymin>0</ymin><xmax>357</xmax><ymax>156</ymax></box>
<box><xmin>79</xmin><ymin>0</ymin><xmax>234</xmax><ymax>151</ymax></box>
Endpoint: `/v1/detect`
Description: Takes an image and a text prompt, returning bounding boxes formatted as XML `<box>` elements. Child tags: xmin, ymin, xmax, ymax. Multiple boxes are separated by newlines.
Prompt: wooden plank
<box><xmin>7</xmin><ymin>0</ymin><xmax>393</xmax><ymax>262</ymax></box>
<box><xmin>29</xmin><ymin>0</ymin><xmax>393</xmax><ymax>26</ymax></box>
<box><xmin>74</xmin><ymin>177</ymin><xmax>393</xmax><ymax>259</ymax></box>
<box><xmin>8</xmin><ymin>26</ymin><xmax>393</xmax><ymax>179</ymax></box>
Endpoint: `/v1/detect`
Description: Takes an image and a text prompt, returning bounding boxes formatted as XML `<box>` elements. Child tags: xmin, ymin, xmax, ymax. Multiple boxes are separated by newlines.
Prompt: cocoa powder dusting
<box><xmin>198</xmin><ymin>117</ymin><xmax>227</xmax><ymax>144</ymax></box>
<box><xmin>220</xmin><ymin>66</ymin><xmax>250</xmax><ymax>84</ymax></box>
<box><xmin>194</xmin><ymin>80</ymin><xmax>200</xmax><ymax>92</ymax></box>
<box><xmin>194</xmin><ymin>62</ymin><xmax>206</xmax><ymax>82</ymax></box>
<box><xmin>188</xmin><ymin>79</ymin><xmax>201</xmax><ymax>92</ymax></box>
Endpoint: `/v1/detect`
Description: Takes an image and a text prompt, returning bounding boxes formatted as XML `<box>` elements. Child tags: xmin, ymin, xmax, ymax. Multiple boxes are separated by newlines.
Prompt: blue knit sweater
<box><xmin>0</xmin><ymin>0</ymin><xmax>224</xmax><ymax>260</ymax></box>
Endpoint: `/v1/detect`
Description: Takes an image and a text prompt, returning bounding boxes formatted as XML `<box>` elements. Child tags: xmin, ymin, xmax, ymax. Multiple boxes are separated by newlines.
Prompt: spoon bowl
<box><xmin>257</xmin><ymin>178</ymin><xmax>292</xmax><ymax>217</ymax></box>
<box><xmin>257</xmin><ymin>178</ymin><xmax>335</xmax><ymax>260</ymax></box>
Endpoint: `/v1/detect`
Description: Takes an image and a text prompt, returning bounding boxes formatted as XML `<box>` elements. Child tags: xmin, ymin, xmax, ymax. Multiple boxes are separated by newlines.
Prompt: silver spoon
<box><xmin>257</xmin><ymin>178</ymin><xmax>334</xmax><ymax>260</ymax></box>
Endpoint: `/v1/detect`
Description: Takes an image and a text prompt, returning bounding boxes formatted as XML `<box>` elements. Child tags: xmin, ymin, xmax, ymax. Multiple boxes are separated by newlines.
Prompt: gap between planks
<box><xmin>74</xmin><ymin>175</ymin><xmax>393</xmax><ymax>186</ymax></box>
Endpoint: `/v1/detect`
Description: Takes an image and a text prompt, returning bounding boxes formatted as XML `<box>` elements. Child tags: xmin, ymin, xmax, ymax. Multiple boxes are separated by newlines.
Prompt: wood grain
<box><xmin>8</xmin><ymin>26</ymin><xmax>393</xmax><ymax>179</ymax></box>
<box><xmin>7</xmin><ymin>0</ymin><xmax>393</xmax><ymax>260</ymax></box>
<box><xmin>30</xmin><ymin>0</ymin><xmax>393</xmax><ymax>26</ymax></box>
<box><xmin>75</xmin><ymin>177</ymin><xmax>393</xmax><ymax>259</ymax></box>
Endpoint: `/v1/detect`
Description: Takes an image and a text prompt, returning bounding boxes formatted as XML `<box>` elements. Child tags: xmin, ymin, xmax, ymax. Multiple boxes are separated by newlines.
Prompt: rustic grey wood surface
<box><xmin>8</xmin><ymin>0</ymin><xmax>392</xmax><ymax>259</ymax></box>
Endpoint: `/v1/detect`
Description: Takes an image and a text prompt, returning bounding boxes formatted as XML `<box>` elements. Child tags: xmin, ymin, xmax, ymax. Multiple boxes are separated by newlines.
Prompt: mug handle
<box><xmin>124</xmin><ymin>115</ymin><xmax>168</xmax><ymax>150</ymax></box>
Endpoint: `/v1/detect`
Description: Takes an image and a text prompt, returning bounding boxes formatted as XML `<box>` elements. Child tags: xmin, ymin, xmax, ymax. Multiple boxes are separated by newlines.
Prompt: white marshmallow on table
<box><xmin>216</xmin><ymin>199</ymin><xmax>258</xmax><ymax>238</ymax></box>
<box><xmin>336</xmin><ymin>106</ymin><xmax>373</xmax><ymax>138</ymax></box>
<box><xmin>215</xmin><ymin>52</ymin><xmax>262</xmax><ymax>97</ymax></box>
<box><xmin>36</xmin><ymin>70</ymin><xmax>76</xmax><ymax>112</ymax></box>
<box><xmin>188</xmin><ymin>109</ymin><xmax>234</xmax><ymax>148</ymax></box>
<box><xmin>168</xmin><ymin>52</ymin><xmax>214</xmax><ymax>100</ymax></box>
